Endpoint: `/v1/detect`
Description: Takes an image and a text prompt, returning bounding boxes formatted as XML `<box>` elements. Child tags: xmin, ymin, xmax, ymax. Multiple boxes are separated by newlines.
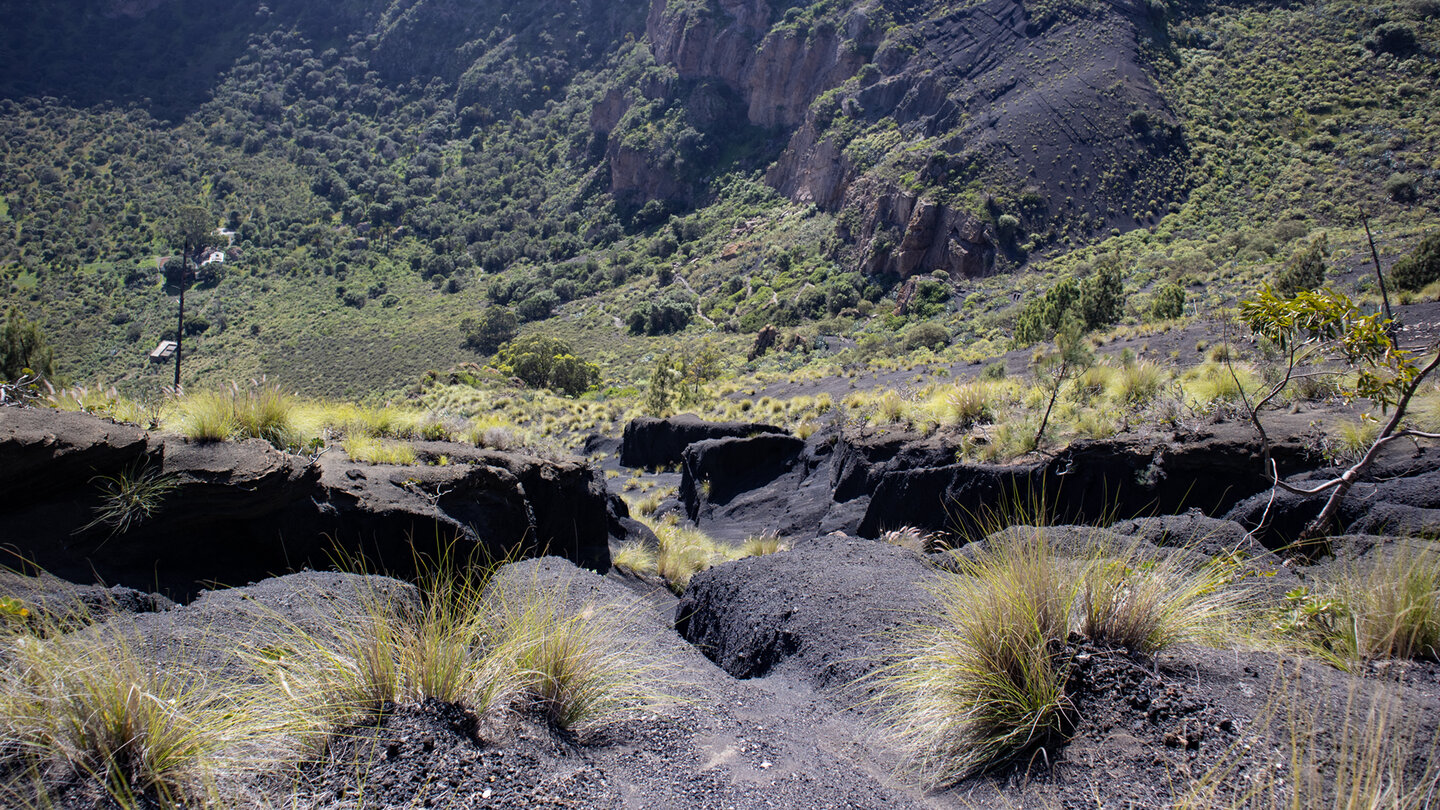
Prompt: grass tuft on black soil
<box><xmin>878</xmin><ymin>528</ymin><xmax>1242</xmax><ymax>787</ymax></box>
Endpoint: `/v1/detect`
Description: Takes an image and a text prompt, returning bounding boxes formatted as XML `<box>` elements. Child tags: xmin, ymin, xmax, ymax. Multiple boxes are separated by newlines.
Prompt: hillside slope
<box><xmin>0</xmin><ymin>0</ymin><xmax>1435</xmax><ymax>396</ymax></box>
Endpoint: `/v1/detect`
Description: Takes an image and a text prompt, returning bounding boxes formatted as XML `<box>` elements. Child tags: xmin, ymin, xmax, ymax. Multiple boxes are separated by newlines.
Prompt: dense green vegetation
<box><xmin>0</xmin><ymin>0</ymin><xmax>1434</xmax><ymax>401</ymax></box>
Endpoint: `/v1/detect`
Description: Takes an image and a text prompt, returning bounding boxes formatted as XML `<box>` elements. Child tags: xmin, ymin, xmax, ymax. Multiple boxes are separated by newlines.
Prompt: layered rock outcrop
<box><xmin>620</xmin><ymin>413</ymin><xmax>786</xmax><ymax>469</ymax></box>
<box><xmin>0</xmin><ymin>408</ymin><xmax>616</xmax><ymax>598</ymax></box>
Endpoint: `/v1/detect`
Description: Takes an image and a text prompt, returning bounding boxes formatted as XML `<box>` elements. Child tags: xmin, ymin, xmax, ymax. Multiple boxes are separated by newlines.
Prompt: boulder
<box><xmin>619</xmin><ymin>414</ymin><xmax>786</xmax><ymax>469</ymax></box>
<box><xmin>853</xmin><ymin>422</ymin><xmax>1322</xmax><ymax>541</ymax></box>
<box><xmin>679</xmin><ymin>433</ymin><xmax>806</xmax><ymax>518</ymax></box>
<box><xmin>93</xmin><ymin>571</ymin><xmax>420</xmax><ymax>679</ymax></box>
<box><xmin>677</xmin><ymin>427</ymin><xmax>838</xmax><ymax>542</ymax></box>
<box><xmin>675</xmin><ymin>534</ymin><xmax>936</xmax><ymax>687</ymax></box>
<box><xmin>1346</xmin><ymin>502</ymin><xmax>1440</xmax><ymax>538</ymax></box>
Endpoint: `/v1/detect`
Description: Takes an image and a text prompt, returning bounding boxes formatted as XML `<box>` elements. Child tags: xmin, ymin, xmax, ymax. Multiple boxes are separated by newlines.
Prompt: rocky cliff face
<box><xmin>648</xmin><ymin>0</ymin><xmax>872</xmax><ymax>130</ymax></box>
<box><xmin>637</xmin><ymin>0</ymin><xmax>1187</xmax><ymax>277</ymax></box>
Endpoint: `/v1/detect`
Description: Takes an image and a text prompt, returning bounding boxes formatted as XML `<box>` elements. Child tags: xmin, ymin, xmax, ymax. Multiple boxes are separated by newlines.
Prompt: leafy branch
<box><xmin>1234</xmin><ymin>286</ymin><xmax>1440</xmax><ymax>541</ymax></box>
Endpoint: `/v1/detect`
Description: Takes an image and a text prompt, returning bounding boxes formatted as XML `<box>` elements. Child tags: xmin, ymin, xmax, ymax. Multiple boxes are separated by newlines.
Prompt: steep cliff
<box><xmin>641</xmin><ymin>0</ymin><xmax>1188</xmax><ymax>277</ymax></box>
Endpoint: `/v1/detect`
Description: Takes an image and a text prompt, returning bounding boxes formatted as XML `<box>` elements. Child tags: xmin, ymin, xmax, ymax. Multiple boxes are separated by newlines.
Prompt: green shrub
<box><xmin>495</xmin><ymin>335</ymin><xmax>601</xmax><ymax>397</ymax></box>
<box><xmin>1150</xmin><ymin>282</ymin><xmax>1185</xmax><ymax>320</ymax></box>
<box><xmin>1391</xmin><ymin>232</ymin><xmax>1440</xmax><ymax>292</ymax></box>
<box><xmin>904</xmin><ymin>322</ymin><xmax>950</xmax><ymax>352</ymax></box>
<box><xmin>1273</xmin><ymin>234</ymin><xmax>1327</xmax><ymax>297</ymax></box>
<box><xmin>0</xmin><ymin>307</ymin><xmax>55</xmax><ymax>380</ymax></box>
<box><xmin>460</xmin><ymin>305</ymin><xmax>519</xmax><ymax>354</ymax></box>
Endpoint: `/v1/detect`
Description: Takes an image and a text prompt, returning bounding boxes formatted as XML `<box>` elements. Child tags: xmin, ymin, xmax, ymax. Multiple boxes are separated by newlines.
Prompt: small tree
<box><xmin>1391</xmin><ymin>232</ymin><xmax>1440</xmax><ymax>292</ymax></box>
<box><xmin>1237</xmin><ymin>285</ymin><xmax>1440</xmax><ymax>540</ymax></box>
<box><xmin>1033</xmin><ymin>316</ymin><xmax>1092</xmax><ymax>449</ymax></box>
<box><xmin>1078</xmin><ymin>259</ymin><xmax>1123</xmax><ymax>331</ymax></box>
<box><xmin>1150</xmin><ymin>282</ymin><xmax>1186</xmax><ymax>320</ymax></box>
<box><xmin>1013</xmin><ymin>277</ymin><xmax>1080</xmax><ymax>346</ymax></box>
<box><xmin>1273</xmin><ymin>234</ymin><xmax>1327</xmax><ymax>297</ymax></box>
<box><xmin>1</xmin><ymin>307</ymin><xmax>55</xmax><ymax>380</ymax></box>
<box><xmin>643</xmin><ymin>343</ymin><xmax>723</xmax><ymax>415</ymax></box>
<box><xmin>461</xmin><ymin>305</ymin><xmax>519</xmax><ymax>354</ymax></box>
<box><xmin>495</xmin><ymin>335</ymin><xmax>599</xmax><ymax>397</ymax></box>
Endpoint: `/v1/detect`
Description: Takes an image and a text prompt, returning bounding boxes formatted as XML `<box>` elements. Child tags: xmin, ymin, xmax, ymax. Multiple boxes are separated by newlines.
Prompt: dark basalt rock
<box><xmin>0</xmin><ymin>569</ymin><xmax>175</xmax><ymax>628</ymax></box>
<box><xmin>851</xmin><ymin>422</ymin><xmax>1325</xmax><ymax>541</ymax></box>
<box><xmin>0</xmin><ymin>407</ymin><xmax>151</xmax><ymax>512</ymax></box>
<box><xmin>619</xmin><ymin>414</ymin><xmax>786</xmax><ymax>469</ymax></box>
<box><xmin>0</xmin><ymin>408</ymin><xmax>616</xmax><ymax>599</ymax></box>
<box><xmin>675</xmin><ymin>534</ymin><xmax>935</xmax><ymax>686</ymax></box>
<box><xmin>678</xmin><ymin>432</ymin><xmax>806</xmax><ymax>521</ymax></box>
<box><xmin>1348</xmin><ymin>502</ymin><xmax>1440</xmax><ymax>538</ymax></box>
<box><xmin>1107</xmin><ymin>511</ymin><xmax>1262</xmax><ymax>559</ymax></box>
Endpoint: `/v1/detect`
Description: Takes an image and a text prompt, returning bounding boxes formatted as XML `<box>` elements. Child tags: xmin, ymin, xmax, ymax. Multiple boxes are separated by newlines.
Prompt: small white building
<box><xmin>149</xmin><ymin>340</ymin><xmax>178</xmax><ymax>363</ymax></box>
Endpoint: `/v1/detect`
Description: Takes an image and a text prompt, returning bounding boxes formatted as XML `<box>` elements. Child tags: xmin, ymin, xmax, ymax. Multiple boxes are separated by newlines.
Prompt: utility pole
<box><xmin>174</xmin><ymin>250</ymin><xmax>186</xmax><ymax>390</ymax></box>
<box><xmin>170</xmin><ymin>205</ymin><xmax>212</xmax><ymax>391</ymax></box>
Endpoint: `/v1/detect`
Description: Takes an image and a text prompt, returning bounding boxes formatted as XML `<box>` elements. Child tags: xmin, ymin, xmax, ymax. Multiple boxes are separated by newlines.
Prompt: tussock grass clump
<box><xmin>651</xmin><ymin>515</ymin><xmax>737</xmax><ymax>592</ymax></box>
<box><xmin>1078</xmin><ymin>551</ymin><xmax>1238</xmax><ymax>655</ymax></box>
<box><xmin>1069</xmin><ymin>407</ymin><xmax>1118</xmax><ymax>440</ymax></box>
<box><xmin>1069</xmin><ymin>365</ymin><xmax>1115</xmax><ymax>404</ymax></box>
<box><xmin>490</xmin><ymin>593</ymin><xmax>657</xmax><ymax>734</ymax></box>
<box><xmin>462</xmin><ymin>415</ymin><xmax>527</xmax><ymax>450</ymax></box>
<box><xmin>976</xmin><ymin>418</ymin><xmax>1040</xmax><ymax>462</ymax></box>
<box><xmin>739</xmin><ymin>531</ymin><xmax>787</xmax><ymax>558</ymax></box>
<box><xmin>0</xmin><ymin>630</ymin><xmax>296</xmax><ymax>808</ymax></box>
<box><xmin>624</xmin><ymin>515</ymin><xmax>786</xmax><ymax>592</ymax></box>
<box><xmin>79</xmin><ymin>461</ymin><xmax>178</xmax><ymax>537</ymax></box>
<box><xmin>1347</xmin><ymin>547</ymin><xmax>1440</xmax><ymax>661</ymax></box>
<box><xmin>45</xmin><ymin>385</ymin><xmax>148</xmax><ymax>425</ymax></box>
<box><xmin>1181</xmin><ymin>360</ymin><xmax>1261</xmax><ymax>409</ymax></box>
<box><xmin>883</xmin><ymin>533</ymin><xmax>1076</xmax><ymax>786</ymax></box>
<box><xmin>1274</xmin><ymin>544</ymin><xmax>1440</xmax><ymax>664</ymax></box>
<box><xmin>880</xmin><ymin>526</ymin><xmax>933</xmax><ymax>553</ymax></box>
<box><xmin>172</xmin><ymin>390</ymin><xmax>236</xmax><ymax>442</ymax></box>
<box><xmin>167</xmin><ymin>383</ymin><xmax>300</xmax><ymax>448</ymax></box>
<box><xmin>871</xmin><ymin>390</ymin><xmax>907</xmax><ymax>426</ymax></box>
<box><xmin>227</xmin><ymin>383</ymin><xmax>299</xmax><ymax>448</ymax></box>
<box><xmin>1108</xmin><ymin>360</ymin><xmax>1169</xmax><ymax>406</ymax></box>
<box><xmin>882</xmin><ymin>531</ymin><xmax>1243</xmax><ymax>786</ymax></box>
<box><xmin>269</xmin><ymin>562</ymin><xmax>660</xmax><ymax>740</ymax></box>
<box><xmin>944</xmin><ymin>381</ymin><xmax>1000</xmax><ymax>428</ymax></box>
<box><xmin>611</xmin><ymin>543</ymin><xmax>658</xmax><ymax>575</ymax></box>
<box><xmin>1326</xmin><ymin>418</ymin><xmax>1381</xmax><ymax>465</ymax></box>
<box><xmin>626</xmin><ymin>488</ymin><xmax>670</xmax><ymax>518</ymax></box>
<box><xmin>342</xmin><ymin>434</ymin><xmax>417</xmax><ymax>465</ymax></box>
<box><xmin>1407</xmin><ymin>383</ymin><xmax>1440</xmax><ymax>434</ymax></box>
